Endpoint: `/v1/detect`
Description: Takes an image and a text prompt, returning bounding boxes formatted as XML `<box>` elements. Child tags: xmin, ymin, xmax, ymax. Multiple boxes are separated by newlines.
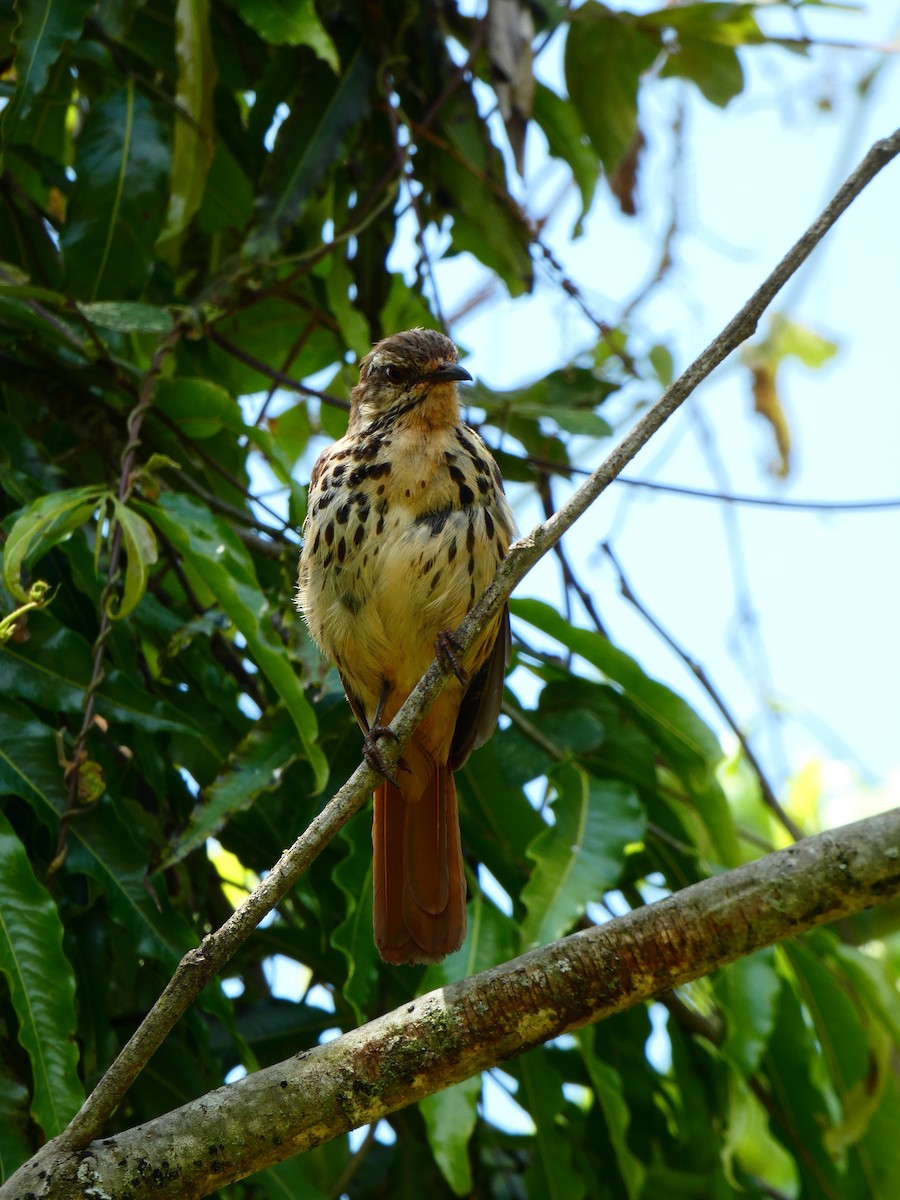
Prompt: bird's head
<box><xmin>349</xmin><ymin>328</ymin><xmax>472</xmax><ymax>432</ymax></box>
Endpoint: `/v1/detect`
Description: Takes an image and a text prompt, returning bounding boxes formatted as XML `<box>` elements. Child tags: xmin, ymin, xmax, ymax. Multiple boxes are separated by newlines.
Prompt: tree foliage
<box><xmin>1</xmin><ymin>2</ymin><xmax>898</xmax><ymax>1198</ymax></box>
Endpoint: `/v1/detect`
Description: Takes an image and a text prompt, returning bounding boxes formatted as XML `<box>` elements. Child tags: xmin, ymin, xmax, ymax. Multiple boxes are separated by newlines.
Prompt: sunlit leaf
<box><xmin>233</xmin><ymin>0</ymin><xmax>338</xmax><ymax>70</ymax></box>
<box><xmin>713</xmin><ymin>948</ymin><xmax>780</xmax><ymax>1076</ymax></box>
<box><xmin>2</xmin><ymin>485</ymin><xmax>106</xmax><ymax>602</ymax></box>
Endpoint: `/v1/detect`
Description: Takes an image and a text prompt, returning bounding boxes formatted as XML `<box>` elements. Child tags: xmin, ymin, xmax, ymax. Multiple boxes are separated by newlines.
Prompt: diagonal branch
<box><xmin>9</xmin><ymin>807</ymin><xmax>900</xmax><ymax>1200</ymax></box>
<box><xmin>43</xmin><ymin>126</ymin><xmax>900</xmax><ymax>1157</ymax></box>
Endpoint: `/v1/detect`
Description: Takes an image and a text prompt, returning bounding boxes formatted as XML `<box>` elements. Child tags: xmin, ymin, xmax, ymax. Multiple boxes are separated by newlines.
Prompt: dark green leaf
<box><xmin>0</xmin><ymin>0</ymin><xmax>92</xmax><ymax>135</ymax></box>
<box><xmin>0</xmin><ymin>811</ymin><xmax>83</xmax><ymax>1137</ymax></box>
<box><xmin>109</xmin><ymin>499</ymin><xmax>158</xmax><ymax>620</ymax></box>
<box><xmin>713</xmin><ymin>948</ymin><xmax>780</xmax><ymax>1076</ymax></box>
<box><xmin>518</xmin><ymin>1050</ymin><xmax>585</xmax><ymax>1200</ymax></box>
<box><xmin>661</xmin><ymin>36</ymin><xmax>744</xmax><ymax>107</ymax></box>
<box><xmin>0</xmin><ymin>697</ymin><xmax>66</xmax><ymax>826</ymax></box>
<box><xmin>155</xmin><ymin>377</ymin><xmax>245</xmax><ymax>440</ymax></box>
<box><xmin>246</xmin><ymin>49</ymin><xmax>372</xmax><ymax>260</ymax></box>
<box><xmin>332</xmin><ymin>814</ymin><xmax>378</xmax><ymax>1023</ymax></box>
<box><xmin>61</xmin><ymin>81</ymin><xmax>170</xmax><ymax>300</ymax></box>
<box><xmin>145</xmin><ymin>493</ymin><xmax>327</xmax><ymax>788</ymax></box>
<box><xmin>0</xmin><ymin>1064</ymin><xmax>32</xmax><ymax>1182</ymax></box>
<box><xmin>577</xmin><ymin>1029</ymin><xmax>646</xmax><ymax>1200</ymax></box>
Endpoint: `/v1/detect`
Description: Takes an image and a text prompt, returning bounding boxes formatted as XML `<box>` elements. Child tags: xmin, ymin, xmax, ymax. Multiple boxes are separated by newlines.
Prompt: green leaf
<box><xmin>577</xmin><ymin>1028</ymin><xmax>646</xmax><ymax>1200</ymax></box>
<box><xmin>520</xmin><ymin>763</ymin><xmax>645</xmax><ymax>950</ymax></box>
<box><xmin>0</xmin><ymin>810</ymin><xmax>83</xmax><ymax>1137</ymax></box>
<box><xmin>246</xmin><ymin>49</ymin><xmax>371</xmax><ymax>260</ymax></box>
<box><xmin>0</xmin><ymin>1064</ymin><xmax>32</xmax><ymax>1182</ymax></box>
<box><xmin>2</xmin><ymin>484</ymin><xmax>106</xmax><ymax>602</ymax></box>
<box><xmin>233</xmin><ymin>0</ymin><xmax>338</xmax><ymax>71</ymax></box>
<box><xmin>77</xmin><ymin>300</ymin><xmax>175</xmax><ymax>334</ymax></box>
<box><xmin>564</xmin><ymin>4</ymin><xmax>658</xmax><ymax>173</ymax></box>
<box><xmin>66</xmin><ymin>801</ymin><xmax>195</xmax><ymax>968</ymax></box>
<box><xmin>1</xmin><ymin>616</ymin><xmax>214</xmax><ymax>742</ymax></box>
<box><xmin>158</xmin><ymin>0</ymin><xmax>217</xmax><ymax>246</ymax></box>
<box><xmin>61</xmin><ymin>81</ymin><xmax>170</xmax><ymax>300</ymax></box>
<box><xmin>0</xmin><ymin>697</ymin><xmax>66</xmax><ymax>827</ymax></box>
<box><xmin>661</xmin><ymin>36</ymin><xmax>744</xmax><ymax>107</ymax></box>
<box><xmin>713</xmin><ymin>948</ymin><xmax>780</xmax><ymax>1076</ymax></box>
<box><xmin>512</xmin><ymin>598</ymin><xmax>739</xmax><ymax>866</ymax></box>
<box><xmin>162</xmin><ymin>708</ymin><xmax>301</xmax><ymax>868</ymax></box>
<box><xmin>421</xmin><ymin>1076</ymin><xmax>480</xmax><ymax>1197</ymax></box>
<box><xmin>196</xmin><ymin>141</ymin><xmax>255</xmax><ymax>235</ymax></box>
<box><xmin>532</xmin><ymin>82</ymin><xmax>598</xmax><ymax>233</ymax></box>
<box><xmin>0</xmin><ymin>0</ymin><xmax>92</xmax><ymax>137</ymax></box>
<box><xmin>109</xmin><ymin>499</ymin><xmax>158</xmax><ymax>620</ymax></box>
<box><xmin>518</xmin><ymin>1051</ymin><xmax>585</xmax><ymax>1200</ymax></box>
<box><xmin>332</xmin><ymin>814</ymin><xmax>379</xmax><ymax>1023</ymax></box>
<box><xmin>145</xmin><ymin>493</ymin><xmax>327</xmax><ymax>788</ymax></box>
<box><xmin>155</xmin><ymin>377</ymin><xmax>245</xmax><ymax>440</ymax></box>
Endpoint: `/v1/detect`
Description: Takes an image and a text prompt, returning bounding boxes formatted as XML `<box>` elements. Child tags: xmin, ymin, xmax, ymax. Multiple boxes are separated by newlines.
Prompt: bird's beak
<box><xmin>420</xmin><ymin>361</ymin><xmax>473</xmax><ymax>384</ymax></box>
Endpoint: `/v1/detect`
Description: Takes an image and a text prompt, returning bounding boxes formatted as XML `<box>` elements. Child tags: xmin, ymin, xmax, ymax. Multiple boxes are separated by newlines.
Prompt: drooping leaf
<box><xmin>0</xmin><ymin>697</ymin><xmax>67</xmax><ymax>828</ymax></box>
<box><xmin>155</xmin><ymin>377</ymin><xmax>245</xmax><ymax>440</ymax></box>
<box><xmin>512</xmin><ymin>598</ymin><xmax>740</xmax><ymax>866</ymax></box>
<box><xmin>532</xmin><ymin>82</ymin><xmax>598</xmax><ymax>233</ymax></box>
<box><xmin>162</xmin><ymin>707</ymin><xmax>301</xmax><ymax>869</ymax></box>
<box><xmin>2</xmin><ymin>485</ymin><xmax>106</xmax><ymax>602</ymax></box>
<box><xmin>578</xmin><ymin>1028</ymin><xmax>646</xmax><ymax>1200</ymax></box>
<box><xmin>144</xmin><ymin>493</ymin><xmax>328</xmax><ymax>788</ymax></box>
<box><xmin>713</xmin><ymin>947</ymin><xmax>780</xmax><ymax>1076</ymax></box>
<box><xmin>332</xmin><ymin>814</ymin><xmax>379</xmax><ymax>1023</ymax></box>
<box><xmin>564</xmin><ymin>4</ymin><xmax>658</xmax><ymax>174</ymax></box>
<box><xmin>517</xmin><ymin>1051</ymin><xmax>585</xmax><ymax>1200</ymax></box>
<box><xmin>245</xmin><ymin>49</ymin><xmax>372</xmax><ymax>260</ymax></box>
<box><xmin>520</xmin><ymin>763</ymin><xmax>645</xmax><ymax>950</ymax></box>
<box><xmin>109</xmin><ymin>499</ymin><xmax>158</xmax><ymax>620</ymax></box>
<box><xmin>0</xmin><ymin>811</ymin><xmax>83</xmax><ymax>1137</ymax></box>
<box><xmin>661</xmin><ymin>36</ymin><xmax>744</xmax><ymax>107</ymax></box>
<box><xmin>421</xmin><ymin>1076</ymin><xmax>481</xmax><ymax>1197</ymax></box>
<box><xmin>158</xmin><ymin>0</ymin><xmax>217</xmax><ymax>246</ymax></box>
<box><xmin>61</xmin><ymin>81</ymin><xmax>170</xmax><ymax>299</ymax></box>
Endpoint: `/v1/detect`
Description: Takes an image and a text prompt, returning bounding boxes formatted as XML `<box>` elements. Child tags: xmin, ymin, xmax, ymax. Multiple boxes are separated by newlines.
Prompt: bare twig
<box><xmin>45</xmin><ymin>127</ymin><xmax>900</xmax><ymax>1153</ymax></box>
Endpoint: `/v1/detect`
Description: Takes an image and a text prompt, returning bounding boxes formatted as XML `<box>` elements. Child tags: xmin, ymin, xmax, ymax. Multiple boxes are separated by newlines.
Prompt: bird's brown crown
<box><xmin>350</xmin><ymin>328</ymin><xmax>471</xmax><ymax>432</ymax></box>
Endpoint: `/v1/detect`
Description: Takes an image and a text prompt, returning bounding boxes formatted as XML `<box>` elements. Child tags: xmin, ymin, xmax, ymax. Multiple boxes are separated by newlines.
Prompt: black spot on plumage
<box><xmin>477</xmin><ymin>476</ymin><xmax>490</xmax><ymax>495</ymax></box>
<box><xmin>423</xmin><ymin>558</ymin><xmax>433</xmax><ymax>574</ymax></box>
<box><xmin>458</xmin><ymin>483</ymin><xmax>475</xmax><ymax>507</ymax></box>
<box><xmin>416</xmin><ymin>508</ymin><xmax>452</xmax><ymax>536</ymax></box>
<box><xmin>324</xmin><ymin>522</ymin><xmax>335</xmax><ymax>546</ymax></box>
<box><xmin>466</xmin><ymin>519</ymin><xmax>476</xmax><ymax>554</ymax></box>
<box><xmin>323</xmin><ymin>551</ymin><xmax>334</xmax><ymax>569</ymax></box>
<box><xmin>430</xmin><ymin>570</ymin><xmax>442</xmax><ymax>592</ymax></box>
<box><xmin>357</xmin><ymin>504</ymin><xmax>370</xmax><ymax>523</ymax></box>
<box><xmin>376</xmin><ymin>513</ymin><xmax>385</xmax><ymax>535</ymax></box>
<box><xmin>337</xmin><ymin>537</ymin><xmax>346</xmax><ymax>563</ymax></box>
<box><xmin>340</xmin><ymin>592</ymin><xmax>361</xmax><ymax>615</ymax></box>
<box><xmin>354</xmin><ymin>524</ymin><xmax>365</xmax><ymax>547</ymax></box>
<box><xmin>447</xmin><ymin>463</ymin><xmax>466</xmax><ymax>484</ymax></box>
<box><xmin>369</xmin><ymin>460</ymin><xmax>391</xmax><ymax>478</ymax></box>
<box><xmin>472</xmin><ymin>454</ymin><xmax>491</xmax><ymax>476</ymax></box>
<box><xmin>332</xmin><ymin>464</ymin><xmax>346</xmax><ymax>482</ymax></box>
<box><xmin>447</xmin><ymin>538</ymin><xmax>458</xmax><ymax>563</ymax></box>
<box><xmin>336</xmin><ymin>503</ymin><xmax>350</xmax><ymax>525</ymax></box>
<box><xmin>311</xmin><ymin>530</ymin><xmax>321</xmax><ymax>554</ymax></box>
<box><xmin>467</xmin><ymin>554</ymin><xmax>475</xmax><ymax>576</ymax></box>
<box><xmin>484</xmin><ymin>510</ymin><xmax>495</xmax><ymax>539</ymax></box>
<box><xmin>470</xmin><ymin>581</ymin><xmax>476</xmax><ymax>603</ymax></box>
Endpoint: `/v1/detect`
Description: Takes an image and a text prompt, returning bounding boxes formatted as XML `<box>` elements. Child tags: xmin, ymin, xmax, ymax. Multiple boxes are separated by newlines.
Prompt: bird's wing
<box><xmin>449</xmin><ymin>605</ymin><xmax>511</xmax><ymax>771</ymax></box>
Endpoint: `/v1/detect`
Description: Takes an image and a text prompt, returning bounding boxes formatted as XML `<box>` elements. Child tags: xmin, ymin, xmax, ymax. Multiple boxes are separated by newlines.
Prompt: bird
<box><xmin>297</xmin><ymin>328</ymin><xmax>515</xmax><ymax>964</ymax></box>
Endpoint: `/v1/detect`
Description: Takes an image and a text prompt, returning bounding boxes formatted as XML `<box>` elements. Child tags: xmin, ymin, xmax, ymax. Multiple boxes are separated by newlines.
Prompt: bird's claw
<box><xmin>435</xmin><ymin>629</ymin><xmax>468</xmax><ymax>685</ymax></box>
<box><xmin>363</xmin><ymin>724</ymin><xmax>401</xmax><ymax>786</ymax></box>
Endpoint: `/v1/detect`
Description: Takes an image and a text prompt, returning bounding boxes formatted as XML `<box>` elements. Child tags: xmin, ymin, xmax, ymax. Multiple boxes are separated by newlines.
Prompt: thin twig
<box><xmin>538</xmin><ymin>474</ymin><xmax>608</xmax><ymax>636</ymax></box>
<box><xmin>49</xmin><ymin>128</ymin><xmax>900</xmax><ymax>1152</ymax></box>
<box><xmin>49</xmin><ymin>326</ymin><xmax>184</xmax><ymax>877</ymax></box>
<box><xmin>206</xmin><ymin>329</ymin><xmax>350</xmax><ymax>410</ymax></box>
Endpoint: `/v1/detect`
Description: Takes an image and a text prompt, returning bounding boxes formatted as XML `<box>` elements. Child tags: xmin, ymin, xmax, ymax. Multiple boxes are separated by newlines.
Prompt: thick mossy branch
<box><xmin>7</xmin><ymin>808</ymin><xmax>900</xmax><ymax>1200</ymax></box>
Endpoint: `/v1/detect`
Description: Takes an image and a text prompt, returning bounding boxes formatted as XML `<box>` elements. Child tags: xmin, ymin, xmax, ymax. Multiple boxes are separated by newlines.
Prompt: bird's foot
<box><xmin>435</xmin><ymin>629</ymin><xmax>469</xmax><ymax>685</ymax></box>
<box><xmin>363</xmin><ymin>724</ymin><xmax>401</xmax><ymax>786</ymax></box>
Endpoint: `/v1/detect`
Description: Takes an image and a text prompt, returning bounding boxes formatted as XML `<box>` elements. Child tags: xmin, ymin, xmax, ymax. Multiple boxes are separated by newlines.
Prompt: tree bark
<box><xmin>7</xmin><ymin>807</ymin><xmax>900</xmax><ymax>1200</ymax></box>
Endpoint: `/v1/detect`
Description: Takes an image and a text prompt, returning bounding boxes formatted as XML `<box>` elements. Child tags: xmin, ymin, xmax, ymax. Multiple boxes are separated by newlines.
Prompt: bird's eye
<box><xmin>383</xmin><ymin>364</ymin><xmax>404</xmax><ymax>383</ymax></box>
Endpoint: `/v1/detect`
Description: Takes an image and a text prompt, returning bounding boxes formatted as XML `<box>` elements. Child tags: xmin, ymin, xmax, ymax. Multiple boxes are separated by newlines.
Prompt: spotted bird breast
<box><xmin>298</xmin><ymin>421</ymin><xmax>514</xmax><ymax>712</ymax></box>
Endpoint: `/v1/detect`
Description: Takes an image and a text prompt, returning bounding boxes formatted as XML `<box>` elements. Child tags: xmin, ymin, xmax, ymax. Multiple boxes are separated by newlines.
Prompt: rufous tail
<box><xmin>372</xmin><ymin>736</ymin><xmax>467</xmax><ymax>965</ymax></box>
